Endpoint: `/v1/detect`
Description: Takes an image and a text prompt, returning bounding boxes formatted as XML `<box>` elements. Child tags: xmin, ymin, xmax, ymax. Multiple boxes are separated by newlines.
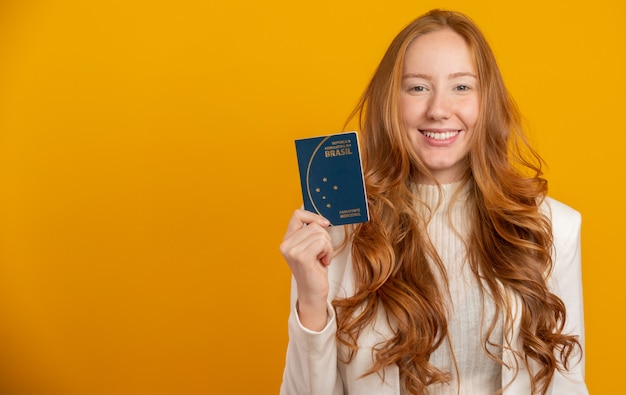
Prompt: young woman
<box><xmin>279</xmin><ymin>9</ymin><xmax>587</xmax><ymax>395</ymax></box>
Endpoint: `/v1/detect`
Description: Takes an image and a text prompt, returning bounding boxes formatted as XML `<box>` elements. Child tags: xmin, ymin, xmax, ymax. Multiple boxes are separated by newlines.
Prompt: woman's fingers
<box><xmin>283</xmin><ymin>209</ymin><xmax>330</xmax><ymax>240</ymax></box>
<box><xmin>282</xmin><ymin>209</ymin><xmax>333</xmax><ymax>268</ymax></box>
<box><xmin>281</xmin><ymin>227</ymin><xmax>333</xmax><ymax>267</ymax></box>
<box><xmin>281</xmin><ymin>222</ymin><xmax>332</xmax><ymax>267</ymax></box>
<box><xmin>280</xmin><ymin>209</ymin><xmax>333</xmax><ymax>294</ymax></box>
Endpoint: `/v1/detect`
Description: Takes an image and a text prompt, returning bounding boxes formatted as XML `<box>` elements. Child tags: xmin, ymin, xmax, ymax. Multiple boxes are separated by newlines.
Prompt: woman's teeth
<box><xmin>422</xmin><ymin>130</ymin><xmax>460</xmax><ymax>140</ymax></box>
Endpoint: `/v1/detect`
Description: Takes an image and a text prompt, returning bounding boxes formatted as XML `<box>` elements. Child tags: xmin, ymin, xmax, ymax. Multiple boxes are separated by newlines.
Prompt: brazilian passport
<box><xmin>294</xmin><ymin>131</ymin><xmax>369</xmax><ymax>225</ymax></box>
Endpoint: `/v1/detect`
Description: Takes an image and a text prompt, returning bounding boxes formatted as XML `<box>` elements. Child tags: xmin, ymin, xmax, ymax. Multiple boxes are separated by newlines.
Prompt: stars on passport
<box><xmin>314</xmin><ymin>177</ymin><xmax>340</xmax><ymax>209</ymax></box>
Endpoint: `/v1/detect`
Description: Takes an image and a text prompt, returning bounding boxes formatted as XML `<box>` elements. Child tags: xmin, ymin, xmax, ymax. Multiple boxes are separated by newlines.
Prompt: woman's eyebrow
<box><xmin>403</xmin><ymin>72</ymin><xmax>430</xmax><ymax>79</ymax></box>
<box><xmin>449</xmin><ymin>71</ymin><xmax>477</xmax><ymax>79</ymax></box>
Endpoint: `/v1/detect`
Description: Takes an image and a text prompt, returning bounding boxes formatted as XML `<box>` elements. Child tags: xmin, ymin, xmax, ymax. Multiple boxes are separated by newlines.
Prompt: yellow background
<box><xmin>0</xmin><ymin>0</ymin><xmax>623</xmax><ymax>394</ymax></box>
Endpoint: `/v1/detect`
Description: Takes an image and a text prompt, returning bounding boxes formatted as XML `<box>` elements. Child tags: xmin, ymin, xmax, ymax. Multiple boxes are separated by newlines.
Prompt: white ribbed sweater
<box><xmin>416</xmin><ymin>182</ymin><xmax>502</xmax><ymax>395</ymax></box>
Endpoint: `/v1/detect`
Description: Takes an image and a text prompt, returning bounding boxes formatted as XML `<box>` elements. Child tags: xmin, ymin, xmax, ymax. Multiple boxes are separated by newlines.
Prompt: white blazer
<box><xmin>280</xmin><ymin>197</ymin><xmax>588</xmax><ymax>395</ymax></box>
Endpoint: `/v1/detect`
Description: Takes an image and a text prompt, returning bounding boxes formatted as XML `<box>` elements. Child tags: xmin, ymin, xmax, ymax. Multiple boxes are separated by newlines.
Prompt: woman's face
<box><xmin>399</xmin><ymin>29</ymin><xmax>479</xmax><ymax>184</ymax></box>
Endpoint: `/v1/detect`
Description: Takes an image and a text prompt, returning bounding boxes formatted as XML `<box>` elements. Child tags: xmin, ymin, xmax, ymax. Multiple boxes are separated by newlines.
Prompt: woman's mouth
<box><xmin>420</xmin><ymin>130</ymin><xmax>461</xmax><ymax>141</ymax></box>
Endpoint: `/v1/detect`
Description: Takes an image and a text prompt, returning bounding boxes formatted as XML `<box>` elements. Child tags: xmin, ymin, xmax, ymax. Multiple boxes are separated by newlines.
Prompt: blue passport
<box><xmin>295</xmin><ymin>131</ymin><xmax>369</xmax><ymax>225</ymax></box>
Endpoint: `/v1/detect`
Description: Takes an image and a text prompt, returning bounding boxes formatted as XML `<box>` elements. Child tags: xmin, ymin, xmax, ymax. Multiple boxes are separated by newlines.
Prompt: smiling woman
<box><xmin>279</xmin><ymin>9</ymin><xmax>587</xmax><ymax>395</ymax></box>
<box><xmin>400</xmin><ymin>29</ymin><xmax>479</xmax><ymax>184</ymax></box>
<box><xmin>0</xmin><ymin>0</ymin><xmax>623</xmax><ymax>394</ymax></box>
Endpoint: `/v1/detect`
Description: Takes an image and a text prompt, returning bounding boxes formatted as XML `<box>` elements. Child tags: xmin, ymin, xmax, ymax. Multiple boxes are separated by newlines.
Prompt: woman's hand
<box><xmin>280</xmin><ymin>209</ymin><xmax>333</xmax><ymax>331</ymax></box>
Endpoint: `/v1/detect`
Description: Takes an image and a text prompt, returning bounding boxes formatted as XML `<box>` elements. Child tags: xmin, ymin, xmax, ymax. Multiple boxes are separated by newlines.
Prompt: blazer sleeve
<box><xmin>544</xmin><ymin>198</ymin><xmax>589</xmax><ymax>394</ymax></box>
<box><xmin>279</xmin><ymin>278</ymin><xmax>344</xmax><ymax>395</ymax></box>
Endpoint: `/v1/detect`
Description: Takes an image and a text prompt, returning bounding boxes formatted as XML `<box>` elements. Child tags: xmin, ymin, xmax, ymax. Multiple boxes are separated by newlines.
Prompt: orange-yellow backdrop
<box><xmin>0</xmin><ymin>0</ymin><xmax>623</xmax><ymax>394</ymax></box>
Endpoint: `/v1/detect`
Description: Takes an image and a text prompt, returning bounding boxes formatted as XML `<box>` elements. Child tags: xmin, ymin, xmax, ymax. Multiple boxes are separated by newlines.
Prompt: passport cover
<box><xmin>295</xmin><ymin>131</ymin><xmax>369</xmax><ymax>225</ymax></box>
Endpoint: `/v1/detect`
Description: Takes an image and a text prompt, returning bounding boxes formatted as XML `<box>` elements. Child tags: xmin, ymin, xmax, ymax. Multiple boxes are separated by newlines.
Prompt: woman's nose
<box><xmin>426</xmin><ymin>92</ymin><xmax>452</xmax><ymax>120</ymax></box>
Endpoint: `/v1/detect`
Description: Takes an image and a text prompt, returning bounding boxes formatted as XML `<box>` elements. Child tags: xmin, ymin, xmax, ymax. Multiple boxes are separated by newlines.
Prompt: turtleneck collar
<box><xmin>415</xmin><ymin>180</ymin><xmax>470</xmax><ymax>208</ymax></box>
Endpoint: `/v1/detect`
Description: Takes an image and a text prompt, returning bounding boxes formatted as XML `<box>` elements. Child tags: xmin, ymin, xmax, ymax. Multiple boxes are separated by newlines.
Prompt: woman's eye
<box><xmin>409</xmin><ymin>86</ymin><xmax>426</xmax><ymax>92</ymax></box>
<box><xmin>454</xmin><ymin>85</ymin><xmax>471</xmax><ymax>91</ymax></box>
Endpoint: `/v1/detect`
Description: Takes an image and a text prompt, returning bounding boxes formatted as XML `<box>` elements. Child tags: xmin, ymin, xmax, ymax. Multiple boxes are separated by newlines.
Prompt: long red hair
<box><xmin>334</xmin><ymin>9</ymin><xmax>580</xmax><ymax>394</ymax></box>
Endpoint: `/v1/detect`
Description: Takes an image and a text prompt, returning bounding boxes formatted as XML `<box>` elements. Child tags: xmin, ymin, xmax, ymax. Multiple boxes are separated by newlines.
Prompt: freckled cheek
<box><xmin>466</xmin><ymin>99</ymin><xmax>480</xmax><ymax>124</ymax></box>
<box><xmin>398</xmin><ymin>98</ymin><xmax>425</xmax><ymax>126</ymax></box>
<box><xmin>459</xmin><ymin>103</ymin><xmax>480</xmax><ymax>130</ymax></box>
